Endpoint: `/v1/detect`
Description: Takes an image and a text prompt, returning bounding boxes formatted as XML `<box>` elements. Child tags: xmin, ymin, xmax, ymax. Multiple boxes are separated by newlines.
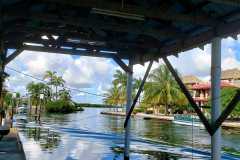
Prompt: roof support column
<box><xmin>211</xmin><ymin>37</ymin><xmax>222</xmax><ymax>160</ymax></box>
<box><xmin>124</xmin><ymin>59</ymin><xmax>133</xmax><ymax>160</ymax></box>
<box><xmin>0</xmin><ymin>40</ymin><xmax>6</xmax><ymax>125</ymax></box>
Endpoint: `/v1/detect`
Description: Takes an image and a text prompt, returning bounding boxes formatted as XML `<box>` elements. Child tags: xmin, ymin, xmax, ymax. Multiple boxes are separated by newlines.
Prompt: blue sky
<box><xmin>5</xmin><ymin>36</ymin><xmax>240</xmax><ymax>104</ymax></box>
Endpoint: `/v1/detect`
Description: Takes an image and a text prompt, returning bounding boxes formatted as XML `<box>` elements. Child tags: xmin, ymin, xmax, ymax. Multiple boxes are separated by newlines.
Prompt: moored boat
<box><xmin>173</xmin><ymin>114</ymin><xmax>204</xmax><ymax>128</ymax></box>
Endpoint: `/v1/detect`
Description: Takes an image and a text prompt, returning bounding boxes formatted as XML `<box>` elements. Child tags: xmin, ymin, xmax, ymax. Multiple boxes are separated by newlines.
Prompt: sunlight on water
<box><xmin>15</xmin><ymin>108</ymin><xmax>240</xmax><ymax>160</ymax></box>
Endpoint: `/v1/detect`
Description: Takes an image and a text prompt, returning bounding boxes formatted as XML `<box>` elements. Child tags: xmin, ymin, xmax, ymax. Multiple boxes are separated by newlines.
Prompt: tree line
<box><xmin>103</xmin><ymin>65</ymin><xmax>188</xmax><ymax>115</ymax></box>
<box><xmin>26</xmin><ymin>71</ymin><xmax>70</xmax><ymax>105</ymax></box>
<box><xmin>26</xmin><ymin>71</ymin><xmax>78</xmax><ymax>114</ymax></box>
<box><xmin>103</xmin><ymin>64</ymin><xmax>240</xmax><ymax>118</ymax></box>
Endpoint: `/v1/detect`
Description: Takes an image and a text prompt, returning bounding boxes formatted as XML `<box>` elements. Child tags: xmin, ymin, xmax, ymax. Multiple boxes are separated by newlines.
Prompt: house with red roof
<box><xmin>182</xmin><ymin>68</ymin><xmax>240</xmax><ymax>107</ymax></box>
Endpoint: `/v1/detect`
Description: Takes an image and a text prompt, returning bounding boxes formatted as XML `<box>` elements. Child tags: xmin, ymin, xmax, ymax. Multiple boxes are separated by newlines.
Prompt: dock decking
<box><xmin>0</xmin><ymin>128</ymin><xmax>26</xmax><ymax>160</ymax></box>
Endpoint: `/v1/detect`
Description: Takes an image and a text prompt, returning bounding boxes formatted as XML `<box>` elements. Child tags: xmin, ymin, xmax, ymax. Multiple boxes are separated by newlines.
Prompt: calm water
<box><xmin>15</xmin><ymin>108</ymin><xmax>240</xmax><ymax>160</ymax></box>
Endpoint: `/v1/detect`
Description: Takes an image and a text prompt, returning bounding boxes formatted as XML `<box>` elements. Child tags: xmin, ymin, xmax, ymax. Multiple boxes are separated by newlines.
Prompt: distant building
<box><xmin>182</xmin><ymin>75</ymin><xmax>202</xmax><ymax>88</ymax></box>
<box><xmin>182</xmin><ymin>69</ymin><xmax>240</xmax><ymax>107</ymax></box>
<box><xmin>221</xmin><ymin>68</ymin><xmax>240</xmax><ymax>87</ymax></box>
<box><xmin>191</xmin><ymin>81</ymin><xmax>234</xmax><ymax>106</ymax></box>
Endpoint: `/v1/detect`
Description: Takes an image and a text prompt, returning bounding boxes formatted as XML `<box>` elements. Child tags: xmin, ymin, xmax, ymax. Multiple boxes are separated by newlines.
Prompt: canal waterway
<box><xmin>15</xmin><ymin>108</ymin><xmax>240</xmax><ymax>160</ymax></box>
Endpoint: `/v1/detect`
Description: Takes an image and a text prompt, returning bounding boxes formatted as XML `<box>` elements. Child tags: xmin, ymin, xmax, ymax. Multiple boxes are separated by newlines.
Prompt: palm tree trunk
<box><xmin>35</xmin><ymin>102</ymin><xmax>38</xmax><ymax>121</ymax></box>
<box><xmin>29</xmin><ymin>101</ymin><xmax>32</xmax><ymax>115</ymax></box>
<box><xmin>153</xmin><ymin>105</ymin><xmax>156</xmax><ymax>115</ymax></box>
<box><xmin>55</xmin><ymin>86</ymin><xmax>57</xmax><ymax>100</ymax></box>
<box><xmin>50</xmin><ymin>85</ymin><xmax>52</xmax><ymax>100</ymax></box>
<box><xmin>164</xmin><ymin>104</ymin><xmax>168</xmax><ymax>115</ymax></box>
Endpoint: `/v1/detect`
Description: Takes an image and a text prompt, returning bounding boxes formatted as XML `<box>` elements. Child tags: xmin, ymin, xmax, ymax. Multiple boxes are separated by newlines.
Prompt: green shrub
<box><xmin>133</xmin><ymin>107</ymin><xmax>145</xmax><ymax>114</ymax></box>
<box><xmin>207</xmin><ymin>87</ymin><xmax>240</xmax><ymax>119</ymax></box>
<box><xmin>45</xmin><ymin>100</ymin><xmax>76</xmax><ymax>113</ymax></box>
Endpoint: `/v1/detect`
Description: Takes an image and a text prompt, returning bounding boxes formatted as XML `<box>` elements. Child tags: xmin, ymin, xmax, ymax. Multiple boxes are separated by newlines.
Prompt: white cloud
<box><xmin>76</xmin><ymin>92</ymin><xmax>85</xmax><ymax>96</ymax></box>
<box><xmin>6</xmin><ymin>51</ymin><xmax>116</xmax><ymax>103</ymax></box>
<box><xmin>133</xmin><ymin>36</ymin><xmax>240</xmax><ymax>81</ymax></box>
<box><xmin>133</xmin><ymin>61</ymin><xmax>160</xmax><ymax>79</ymax></box>
<box><xmin>4</xmin><ymin>35</ymin><xmax>240</xmax><ymax>103</ymax></box>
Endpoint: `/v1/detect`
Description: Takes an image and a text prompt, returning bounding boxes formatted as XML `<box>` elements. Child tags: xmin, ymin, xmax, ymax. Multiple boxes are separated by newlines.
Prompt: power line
<box><xmin>5</xmin><ymin>66</ymin><xmax>106</xmax><ymax>97</ymax></box>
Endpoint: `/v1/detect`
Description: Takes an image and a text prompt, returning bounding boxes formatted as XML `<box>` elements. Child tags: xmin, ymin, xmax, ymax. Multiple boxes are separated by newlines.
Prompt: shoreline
<box><xmin>101</xmin><ymin>111</ymin><xmax>240</xmax><ymax>129</ymax></box>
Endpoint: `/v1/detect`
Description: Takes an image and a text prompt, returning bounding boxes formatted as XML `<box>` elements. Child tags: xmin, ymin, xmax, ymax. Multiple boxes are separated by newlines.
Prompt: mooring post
<box><xmin>124</xmin><ymin>59</ymin><xmax>133</xmax><ymax>160</ymax></box>
<box><xmin>211</xmin><ymin>37</ymin><xmax>222</xmax><ymax>160</ymax></box>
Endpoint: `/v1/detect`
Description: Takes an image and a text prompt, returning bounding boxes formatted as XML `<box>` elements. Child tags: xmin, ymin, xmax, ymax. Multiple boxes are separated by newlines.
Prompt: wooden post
<box><xmin>124</xmin><ymin>59</ymin><xmax>133</xmax><ymax>160</ymax></box>
<box><xmin>211</xmin><ymin>37</ymin><xmax>222</xmax><ymax>160</ymax></box>
<box><xmin>0</xmin><ymin>40</ymin><xmax>6</xmax><ymax>125</ymax></box>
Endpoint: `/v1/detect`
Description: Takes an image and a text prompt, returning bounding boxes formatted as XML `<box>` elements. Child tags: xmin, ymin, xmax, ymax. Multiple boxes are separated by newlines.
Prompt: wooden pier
<box><xmin>0</xmin><ymin>128</ymin><xmax>26</xmax><ymax>160</ymax></box>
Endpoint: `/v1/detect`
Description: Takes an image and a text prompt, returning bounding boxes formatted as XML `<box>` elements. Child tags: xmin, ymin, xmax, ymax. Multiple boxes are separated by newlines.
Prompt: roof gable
<box><xmin>221</xmin><ymin>68</ymin><xmax>240</xmax><ymax>80</ymax></box>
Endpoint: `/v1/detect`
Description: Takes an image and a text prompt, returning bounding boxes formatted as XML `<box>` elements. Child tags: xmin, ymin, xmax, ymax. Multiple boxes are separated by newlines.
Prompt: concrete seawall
<box><xmin>100</xmin><ymin>111</ymin><xmax>173</xmax><ymax>121</ymax></box>
<box><xmin>101</xmin><ymin>111</ymin><xmax>240</xmax><ymax>129</ymax></box>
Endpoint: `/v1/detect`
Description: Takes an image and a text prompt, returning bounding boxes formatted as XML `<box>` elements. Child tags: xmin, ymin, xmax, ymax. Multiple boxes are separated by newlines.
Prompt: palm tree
<box><xmin>27</xmin><ymin>82</ymin><xmax>49</xmax><ymax>116</ymax></box>
<box><xmin>113</xmin><ymin>70</ymin><xmax>127</xmax><ymax>86</ymax></box>
<box><xmin>143</xmin><ymin>65</ymin><xmax>186</xmax><ymax>115</ymax></box>
<box><xmin>103</xmin><ymin>84</ymin><xmax>122</xmax><ymax>111</ymax></box>
<box><xmin>109</xmin><ymin>70</ymin><xmax>143</xmax><ymax>108</ymax></box>
<box><xmin>52</xmin><ymin>76</ymin><xmax>65</xmax><ymax>100</ymax></box>
<box><xmin>112</xmin><ymin>69</ymin><xmax>130</xmax><ymax>108</ymax></box>
<box><xmin>133</xmin><ymin>77</ymin><xmax>142</xmax><ymax>104</ymax></box>
<box><xmin>3</xmin><ymin>92</ymin><xmax>12</xmax><ymax>109</ymax></box>
<box><xmin>15</xmin><ymin>92</ymin><xmax>20</xmax><ymax>108</ymax></box>
<box><xmin>59</xmin><ymin>89</ymin><xmax>71</xmax><ymax>102</ymax></box>
<box><xmin>113</xmin><ymin>70</ymin><xmax>127</xmax><ymax>92</ymax></box>
<box><xmin>44</xmin><ymin>71</ymin><xmax>57</xmax><ymax>100</ymax></box>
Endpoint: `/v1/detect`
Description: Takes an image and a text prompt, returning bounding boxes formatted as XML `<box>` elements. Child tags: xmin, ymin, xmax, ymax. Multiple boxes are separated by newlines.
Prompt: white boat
<box><xmin>173</xmin><ymin>114</ymin><xmax>204</xmax><ymax>128</ymax></box>
<box><xmin>17</xmin><ymin>105</ymin><xmax>28</xmax><ymax>114</ymax></box>
<box><xmin>13</xmin><ymin>113</ymin><xmax>28</xmax><ymax>126</ymax></box>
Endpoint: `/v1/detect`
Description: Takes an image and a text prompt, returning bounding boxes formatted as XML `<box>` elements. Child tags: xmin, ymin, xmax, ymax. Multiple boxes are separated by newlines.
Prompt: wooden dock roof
<box><xmin>2</xmin><ymin>0</ymin><xmax>240</xmax><ymax>64</ymax></box>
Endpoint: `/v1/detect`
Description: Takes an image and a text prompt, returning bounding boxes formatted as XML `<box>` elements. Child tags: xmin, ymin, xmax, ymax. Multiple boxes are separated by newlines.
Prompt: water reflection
<box><xmin>19</xmin><ymin>127</ymin><xmax>61</xmax><ymax>152</ymax></box>
<box><xmin>15</xmin><ymin>108</ymin><xmax>240</xmax><ymax>160</ymax></box>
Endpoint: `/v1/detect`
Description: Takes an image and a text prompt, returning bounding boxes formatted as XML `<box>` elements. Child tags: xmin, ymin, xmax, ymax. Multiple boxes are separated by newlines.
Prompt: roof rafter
<box><xmin>208</xmin><ymin>0</ymin><xmax>240</xmax><ymax>6</ymax></box>
<box><xmin>21</xmin><ymin>45</ymin><xmax>131</xmax><ymax>60</ymax></box>
<box><xmin>151</xmin><ymin>18</ymin><xmax>240</xmax><ymax>61</ymax></box>
<box><xmin>4</xmin><ymin>48</ymin><xmax>23</xmax><ymax>65</ymax></box>
<box><xmin>4</xmin><ymin>12</ymin><xmax>185</xmax><ymax>40</ymax></box>
<box><xmin>39</xmin><ymin>0</ymin><xmax>219</xmax><ymax>26</ymax></box>
<box><xmin>5</xmin><ymin>35</ymin><xmax>157</xmax><ymax>52</ymax></box>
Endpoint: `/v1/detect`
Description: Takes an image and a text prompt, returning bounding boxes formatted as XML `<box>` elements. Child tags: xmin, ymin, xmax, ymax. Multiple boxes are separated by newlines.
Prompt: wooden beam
<box><xmin>124</xmin><ymin>60</ymin><xmax>153</xmax><ymax>128</ymax></box>
<box><xmin>4</xmin><ymin>12</ymin><xmax>185</xmax><ymax>40</ymax></box>
<box><xmin>4</xmin><ymin>25</ymin><xmax>160</xmax><ymax>49</ymax></box>
<box><xmin>112</xmin><ymin>55</ymin><xmax>132</xmax><ymax>74</ymax></box>
<box><xmin>208</xmin><ymin>0</ymin><xmax>240</xmax><ymax>6</ymax></box>
<box><xmin>163</xmin><ymin>57</ymin><xmax>213</xmax><ymax>135</ymax></box>
<box><xmin>8</xmin><ymin>39</ymin><xmax>117</xmax><ymax>53</ymax></box>
<box><xmin>38</xmin><ymin>0</ymin><xmax>218</xmax><ymax>26</ymax></box>
<box><xmin>146</xmin><ymin>18</ymin><xmax>240</xmax><ymax>62</ymax></box>
<box><xmin>212</xmin><ymin>90</ymin><xmax>240</xmax><ymax>134</ymax></box>
<box><xmin>21</xmin><ymin>45</ymin><xmax>131</xmax><ymax>59</ymax></box>
<box><xmin>4</xmin><ymin>49</ymin><xmax>23</xmax><ymax>65</ymax></box>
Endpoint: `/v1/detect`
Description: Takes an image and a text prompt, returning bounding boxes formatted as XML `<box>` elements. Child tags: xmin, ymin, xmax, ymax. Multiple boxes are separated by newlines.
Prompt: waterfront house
<box><xmin>183</xmin><ymin>69</ymin><xmax>240</xmax><ymax>107</ymax></box>
<box><xmin>221</xmin><ymin>68</ymin><xmax>240</xmax><ymax>87</ymax></box>
<box><xmin>182</xmin><ymin>75</ymin><xmax>202</xmax><ymax>89</ymax></box>
<box><xmin>191</xmin><ymin>81</ymin><xmax>234</xmax><ymax>107</ymax></box>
